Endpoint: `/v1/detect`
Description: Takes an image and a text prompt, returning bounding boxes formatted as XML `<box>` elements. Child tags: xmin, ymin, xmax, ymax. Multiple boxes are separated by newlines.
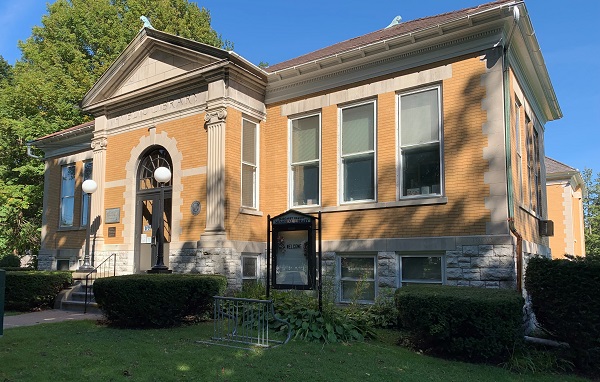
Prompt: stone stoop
<box><xmin>55</xmin><ymin>279</ymin><xmax>101</xmax><ymax>314</ymax></box>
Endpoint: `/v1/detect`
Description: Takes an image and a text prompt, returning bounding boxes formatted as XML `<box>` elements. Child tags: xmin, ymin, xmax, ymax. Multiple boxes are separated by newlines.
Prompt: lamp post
<box><xmin>79</xmin><ymin>179</ymin><xmax>97</xmax><ymax>271</ymax></box>
<box><xmin>150</xmin><ymin>166</ymin><xmax>171</xmax><ymax>273</ymax></box>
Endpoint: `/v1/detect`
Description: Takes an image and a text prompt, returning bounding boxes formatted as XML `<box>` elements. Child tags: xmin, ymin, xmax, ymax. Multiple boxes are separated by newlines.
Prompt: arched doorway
<box><xmin>134</xmin><ymin>146</ymin><xmax>172</xmax><ymax>272</ymax></box>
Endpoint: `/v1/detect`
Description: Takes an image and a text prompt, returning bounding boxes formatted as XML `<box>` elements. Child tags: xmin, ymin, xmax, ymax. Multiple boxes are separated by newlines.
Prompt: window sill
<box><xmin>297</xmin><ymin>196</ymin><xmax>447</xmax><ymax>213</ymax></box>
<box><xmin>57</xmin><ymin>226</ymin><xmax>85</xmax><ymax>232</ymax></box>
<box><xmin>239</xmin><ymin>208</ymin><xmax>263</xmax><ymax>216</ymax></box>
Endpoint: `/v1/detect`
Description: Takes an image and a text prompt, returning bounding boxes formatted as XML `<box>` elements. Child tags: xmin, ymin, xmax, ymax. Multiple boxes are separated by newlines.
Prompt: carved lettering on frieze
<box><xmin>107</xmin><ymin>92</ymin><xmax>201</xmax><ymax>129</ymax></box>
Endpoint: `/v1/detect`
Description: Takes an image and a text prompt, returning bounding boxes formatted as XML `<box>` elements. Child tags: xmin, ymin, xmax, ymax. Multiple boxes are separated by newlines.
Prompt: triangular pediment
<box><xmin>82</xmin><ymin>28</ymin><xmax>231</xmax><ymax>111</ymax></box>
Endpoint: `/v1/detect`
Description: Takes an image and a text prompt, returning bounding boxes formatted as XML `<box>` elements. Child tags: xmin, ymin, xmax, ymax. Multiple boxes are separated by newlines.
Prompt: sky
<box><xmin>1</xmin><ymin>0</ymin><xmax>599</xmax><ymax>175</ymax></box>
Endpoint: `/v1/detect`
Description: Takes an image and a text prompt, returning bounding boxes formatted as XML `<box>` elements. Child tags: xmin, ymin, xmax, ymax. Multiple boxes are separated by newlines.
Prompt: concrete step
<box><xmin>60</xmin><ymin>300</ymin><xmax>102</xmax><ymax>314</ymax></box>
<box><xmin>69</xmin><ymin>291</ymin><xmax>96</xmax><ymax>303</ymax></box>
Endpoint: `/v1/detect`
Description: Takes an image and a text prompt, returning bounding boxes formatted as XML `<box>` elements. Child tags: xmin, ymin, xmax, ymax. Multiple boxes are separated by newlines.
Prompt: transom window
<box><xmin>60</xmin><ymin>164</ymin><xmax>76</xmax><ymax>227</ymax></box>
<box><xmin>399</xmin><ymin>254</ymin><xmax>445</xmax><ymax>286</ymax></box>
<box><xmin>399</xmin><ymin>86</ymin><xmax>442</xmax><ymax>197</ymax></box>
<box><xmin>338</xmin><ymin>254</ymin><xmax>376</xmax><ymax>303</ymax></box>
<box><xmin>138</xmin><ymin>147</ymin><xmax>172</xmax><ymax>191</ymax></box>
<box><xmin>242</xmin><ymin>119</ymin><xmax>259</xmax><ymax>209</ymax></box>
<box><xmin>340</xmin><ymin>101</ymin><xmax>376</xmax><ymax>203</ymax></box>
<box><xmin>290</xmin><ymin>114</ymin><xmax>320</xmax><ymax>207</ymax></box>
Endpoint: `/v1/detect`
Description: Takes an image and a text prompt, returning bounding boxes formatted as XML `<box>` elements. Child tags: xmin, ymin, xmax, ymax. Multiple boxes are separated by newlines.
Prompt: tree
<box><xmin>582</xmin><ymin>168</ymin><xmax>600</xmax><ymax>258</ymax></box>
<box><xmin>0</xmin><ymin>0</ymin><xmax>229</xmax><ymax>260</ymax></box>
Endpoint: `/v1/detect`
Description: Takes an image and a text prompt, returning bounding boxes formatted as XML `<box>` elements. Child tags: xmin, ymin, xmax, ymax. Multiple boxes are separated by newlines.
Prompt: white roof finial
<box><xmin>385</xmin><ymin>16</ymin><xmax>402</xmax><ymax>29</ymax></box>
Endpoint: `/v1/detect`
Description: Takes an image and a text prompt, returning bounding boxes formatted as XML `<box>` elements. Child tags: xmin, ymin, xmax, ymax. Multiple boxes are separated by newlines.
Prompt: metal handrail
<box><xmin>84</xmin><ymin>253</ymin><xmax>116</xmax><ymax>313</ymax></box>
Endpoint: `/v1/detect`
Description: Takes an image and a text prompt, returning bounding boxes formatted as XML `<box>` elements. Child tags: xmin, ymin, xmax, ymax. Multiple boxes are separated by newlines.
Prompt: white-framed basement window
<box><xmin>290</xmin><ymin>113</ymin><xmax>320</xmax><ymax>207</ymax></box>
<box><xmin>60</xmin><ymin>164</ymin><xmax>76</xmax><ymax>227</ymax></box>
<box><xmin>399</xmin><ymin>253</ymin><xmax>445</xmax><ymax>286</ymax></box>
<box><xmin>399</xmin><ymin>86</ymin><xmax>443</xmax><ymax>198</ymax></box>
<box><xmin>242</xmin><ymin>118</ymin><xmax>259</xmax><ymax>209</ymax></box>
<box><xmin>340</xmin><ymin>100</ymin><xmax>376</xmax><ymax>203</ymax></box>
<box><xmin>338</xmin><ymin>254</ymin><xmax>376</xmax><ymax>303</ymax></box>
<box><xmin>241</xmin><ymin>253</ymin><xmax>260</xmax><ymax>287</ymax></box>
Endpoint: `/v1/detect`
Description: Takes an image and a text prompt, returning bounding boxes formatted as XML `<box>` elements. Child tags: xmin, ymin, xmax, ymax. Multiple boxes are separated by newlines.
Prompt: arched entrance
<box><xmin>134</xmin><ymin>146</ymin><xmax>172</xmax><ymax>272</ymax></box>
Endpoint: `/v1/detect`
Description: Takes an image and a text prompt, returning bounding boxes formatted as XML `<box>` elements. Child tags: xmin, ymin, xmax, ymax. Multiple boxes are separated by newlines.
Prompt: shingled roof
<box><xmin>265</xmin><ymin>0</ymin><xmax>514</xmax><ymax>73</ymax></box>
<box><xmin>545</xmin><ymin>157</ymin><xmax>578</xmax><ymax>175</ymax></box>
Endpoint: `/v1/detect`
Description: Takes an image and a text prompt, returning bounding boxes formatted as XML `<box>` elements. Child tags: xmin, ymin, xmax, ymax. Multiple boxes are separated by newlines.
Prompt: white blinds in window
<box><xmin>291</xmin><ymin>115</ymin><xmax>319</xmax><ymax>163</ymax></box>
<box><xmin>342</xmin><ymin>103</ymin><xmax>374</xmax><ymax>155</ymax></box>
<box><xmin>401</xmin><ymin>89</ymin><xmax>439</xmax><ymax>146</ymax></box>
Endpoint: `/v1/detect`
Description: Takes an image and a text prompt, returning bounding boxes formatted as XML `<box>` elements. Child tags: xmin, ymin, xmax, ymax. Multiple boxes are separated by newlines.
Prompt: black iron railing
<box><xmin>84</xmin><ymin>253</ymin><xmax>116</xmax><ymax>313</ymax></box>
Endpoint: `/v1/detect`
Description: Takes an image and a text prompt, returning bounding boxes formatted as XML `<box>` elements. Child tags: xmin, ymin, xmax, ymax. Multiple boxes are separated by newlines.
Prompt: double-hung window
<box><xmin>399</xmin><ymin>254</ymin><xmax>445</xmax><ymax>286</ymax></box>
<box><xmin>80</xmin><ymin>161</ymin><xmax>93</xmax><ymax>226</ymax></box>
<box><xmin>242</xmin><ymin>119</ymin><xmax>259</xmax><ymax>209</ymax></box>
<box><xmin>399</xmin><ymin>86</ymin><xmax>442</xmax><ymax>197</ymax></box>
<box><xmin>515</xmin><ymin>100</ymin><xmax>523</xmax><ymax>203</ymax></box>
<box><xmin>340</xmin><ymin>101</ymin><xmax>376</xmax><ymax>203</ymax></box>
<box><xmin>338</xmin><ymin>254</ymin><xmax>376</xmax><ymax>303</ymax></box>
<box><xmin>290</xmin><ymin>114</ymin><xmax>320</xmax><ymax>207</ymax></box>
<box><xmin>60</xmin><ymin>164</ymin><xmax>76</xmax><ymax>227</ymax></box>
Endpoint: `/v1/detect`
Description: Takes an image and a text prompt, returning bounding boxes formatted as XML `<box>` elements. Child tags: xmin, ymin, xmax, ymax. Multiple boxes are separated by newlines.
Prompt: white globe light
<box><xmin>154</xmin><ymin>166</ymin><xmax>172</xmax><ymax>183</ymax></box>
<box><xmin>82</xmin><ymin>179</ymin><xmax>98</xmax><ymax>194</ymax></box>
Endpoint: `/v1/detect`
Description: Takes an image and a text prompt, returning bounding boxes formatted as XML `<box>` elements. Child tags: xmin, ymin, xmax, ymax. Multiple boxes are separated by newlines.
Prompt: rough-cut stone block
<box><xmin>458</xmin><ymin>256</ymin><xmax>471</xmax><ymax>266</ymax></box>
<box><xmin>446</xmin><ymin>267</ymin><xmax>463</xmax><ymax>280</ymax></box>
<box><xmin>470</xmin><ymin>281</ymin><xmax>486</xmax><ymax>288</ymax></box>
<box><xmin>463</xmin><ymin>269</ymin><xmax>481</xmax><ymax>281</ymax></box>
<box><xmin>480</xmin><ymin>267</ymin><xmax>513</xmax><ymax>281</ymax></box>
<box><xmin>478</xmin><ymin>245</ymin><xmax>494</xmax><ymax>256</ymax></box>
<box><xmin>446</xmin><ymin>280</ymin><xmax>459</xmax><ymax>286</ymax></box>
<box><xmin>446</xmin><ymin>256</ymin><xmax>459</xmax><ymax>266</ymax></box>
<box><xmin>378</xmin><ymin>277</ymin><xmax>396</xmax><ymax>288</ymax></box>
<box><xmin>494</xmin><ymin>245</ymin><xmax>514</xmax><ymax>257</ymax></box>
<box><xmin>471</xmin><ymin>256</ymin><xmax>491</xmax><ymax>268</ymax></box>
<box><xmin>463</xmin><ymin>246</ymin><xmax>479</xmax><ymax>256</ymax></box>
<box><xmin>484</xmin><ymin>281</ymin><xmax>500</xmax><ymax>288</ymax></box>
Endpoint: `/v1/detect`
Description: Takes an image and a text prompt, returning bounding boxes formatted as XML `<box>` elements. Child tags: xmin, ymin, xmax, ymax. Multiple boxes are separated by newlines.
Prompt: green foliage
<box><xmin>501</xmin><ymin>345</ymin><xmax>574</xmax><ymax>375</ymax></box>
<box><xmin>93</xmin><ymin>274</ymin><xmax>227</xmax><ymax>328</ymax></box>
<box><xmin>270</xmin><ymin>291</ymin><xmax>374</xmax><ymax>343</ymax></box>
<box><xmin>395</xmin><ymin>284</ymin><xmax>524</xmax><ymax>363</ymax></box>
<box><xmin>3</xmin><ymin>271</ymin><xmax>72</xmax><ymax>311</ymax></box>
<box><xmin>0</xmin><ymin>0</ymin><xmax>228</xmax><ymax>258</ymax></box>
<box><xmin>583</xmin><ymin>168</ymin><xmax>600</xmax><ymax>259</ymax></box>
<box><xmin>0</xmin><ymin>253</ymin><xmax>21</xmax><ymax>267</ymax></box>
<box><xmin>525</xmin><ymin>256</ymin><xmax>600</xmax><ymax>373</ymax></box>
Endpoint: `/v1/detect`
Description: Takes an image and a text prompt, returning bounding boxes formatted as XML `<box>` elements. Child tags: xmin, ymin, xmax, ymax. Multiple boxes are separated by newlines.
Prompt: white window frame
<box><xmin>337</xmin><ymin>253</ymin><xmax>377</xmax><ymax>303</ymax></box>
<box><xmin>339</xmin><ymin>100</ymin><xmax>377</xmax><ymax>204</ymax></box>
<box><xmin>80</xmin><ymin>160</ymin><xmax>93</xmax><ymax>226</ymax></box>
<box><xmin>60</xmin><ymin>164</ymin><xmax>76</xmax><ymax>227</ymax></box>
<box><xmin>241</xmin><ymin>118</ymin><xmax>259</xmax><ymax>210</ymax></box>
<box><xmin>515</xmin><ymin>99</ymin><xmax>523</xmax><ymax>204</ymax></box>
<box><xmin>241</xmin><ymin>253</ymin><xmax>261</xmax><ymax>284</ymax></box>
<box><xmin>289</xmin><ymin>112</ymin><xmax>321</xmax><ymax>208</ymax></box>
<box><xmin>398</xmin><ymin>253</ymin><xmax>445</xmax><ymax>286</ymax></box>
<box><xmin>397</xmin><ymin>85</ymin><xmax>443</xmax><ymax>199</ymax></box>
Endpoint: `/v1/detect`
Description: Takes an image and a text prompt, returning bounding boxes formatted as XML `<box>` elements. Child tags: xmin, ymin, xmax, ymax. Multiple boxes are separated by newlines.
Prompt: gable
<box><xmin>81</xmin><ymin>28</ymin><xmax>233</xmax><ymax>113</ymax></box>
<box><xmin>114</xmin><ymin>49</ymin><xmax>204</xmax><ymax>97</ymax></box>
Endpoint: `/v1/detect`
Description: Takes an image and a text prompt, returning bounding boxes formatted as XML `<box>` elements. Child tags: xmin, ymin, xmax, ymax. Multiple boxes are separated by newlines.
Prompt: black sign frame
<box><xmin>267</xmin><ymin>210</ymin><xmax>322</xmax><ymax>310</ymax></box>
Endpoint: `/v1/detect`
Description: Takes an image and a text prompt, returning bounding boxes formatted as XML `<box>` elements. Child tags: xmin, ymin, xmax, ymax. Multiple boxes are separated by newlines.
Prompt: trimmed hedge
<box><xmin>396</xmin><ymin>284</ymin><xmax>524</xmax><ymax>363</ymax></box>
<box><xmin>4</xmin><ymin>271</ymin><xmax>73</xmax><ymax>311</ymax></box>
<box><xmin>93</xmin><ymin>274</ymin><xmax>227</xmax><ymax>328</ymax></box>
<box><xmin>525</xmin><ymin>256</ymin><xmax>600</xmax><ymax>372</ymax></box>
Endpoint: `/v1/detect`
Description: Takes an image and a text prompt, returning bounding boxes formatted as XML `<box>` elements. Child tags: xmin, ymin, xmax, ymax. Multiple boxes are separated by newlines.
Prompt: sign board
<box><xmin>105</xmin><ymin>208</ymin><xmax>120</xmax><ymax>224</ymax></box>
<box><xmin>271</xmin><ymin>210</ymin><xmax>316</xmax><ymax>290</ymax></box>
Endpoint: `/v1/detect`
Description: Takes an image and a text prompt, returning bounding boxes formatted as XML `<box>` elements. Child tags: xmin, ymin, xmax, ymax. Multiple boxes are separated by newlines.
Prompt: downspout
<box><xmin>502</xmin><ymin>5</ymin><xmax>524</xmax><ymax>294</ymax></box>
<box><xmin>26</xmin><ymin>144</ymin><xmax>43</xmax><ymax>160</ymax></box>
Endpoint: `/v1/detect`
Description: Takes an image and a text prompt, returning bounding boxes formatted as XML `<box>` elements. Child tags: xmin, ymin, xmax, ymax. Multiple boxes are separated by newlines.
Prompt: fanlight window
<box><xmin>138</xmin><ymin>148</ymin><xmax>172</xmax><ymax>190</ymax></box>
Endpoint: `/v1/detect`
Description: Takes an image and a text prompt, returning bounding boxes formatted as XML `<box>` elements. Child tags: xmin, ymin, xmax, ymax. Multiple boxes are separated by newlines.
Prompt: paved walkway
<box><xmin>3</xmin><ymin>310</ymin><xmax>104</xmax><ymax>330</ymax></box>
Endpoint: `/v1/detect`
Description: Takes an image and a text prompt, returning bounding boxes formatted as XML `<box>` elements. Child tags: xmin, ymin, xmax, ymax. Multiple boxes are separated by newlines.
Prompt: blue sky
<box><xmin>1</xmin><ymin>0</ymin><xmax>599</xmax><ymax>175</ymax></box>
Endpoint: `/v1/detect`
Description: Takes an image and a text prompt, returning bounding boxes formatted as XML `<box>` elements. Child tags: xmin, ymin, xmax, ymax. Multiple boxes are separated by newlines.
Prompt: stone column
<box><xmin>200</xmin><ymin>107</ymin><xmax>227</xmax><ymax>246</ymax></box>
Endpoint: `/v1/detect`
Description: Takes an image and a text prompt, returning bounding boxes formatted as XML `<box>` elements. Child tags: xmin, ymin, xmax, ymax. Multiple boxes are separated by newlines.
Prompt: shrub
<box><xmin>4</xmin><ymin>271</ymin><xmax>73</xmax><ymax>311</ymax></box>
<box><xmin>395</xmin><ymin>284</ymin><xmax>524</xmax><ymax>363</ymax></box>
<box><xmin>525</xmin><ymin>256</ymin><xmax>600</xmax><ymax>373</ymax></box>
<box><xmin>270</xmin><ymin>290</ymin><xmax>374</xmax><ymax>343</ymax></box>
<box><xmin>93</xmin><ymin>274</ymin><xmax>227</xmax><ymax>328</ymax></box>
<box><xmin>0</xmin><ymin>254</ymin><xmax>21</xmax><ymax>268</ymax></box>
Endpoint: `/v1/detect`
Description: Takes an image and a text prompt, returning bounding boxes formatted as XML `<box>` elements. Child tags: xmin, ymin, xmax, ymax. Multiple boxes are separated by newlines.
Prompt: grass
<box><xmin>3</xmin><ymin>311</ymin><xmax>22</xmax><ymax>316</ymax></box>
<box><xmin>0</xmin><ymin>320</ymin><xmax>590</xmax><ymax>382</ymax></box>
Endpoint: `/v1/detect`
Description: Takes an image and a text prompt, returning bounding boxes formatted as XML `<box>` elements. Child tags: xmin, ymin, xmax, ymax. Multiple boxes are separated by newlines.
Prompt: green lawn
<box><xmin>0</xmin><ymin>320</ymin><xmax>589</xmax><ymax>382</ymax></box>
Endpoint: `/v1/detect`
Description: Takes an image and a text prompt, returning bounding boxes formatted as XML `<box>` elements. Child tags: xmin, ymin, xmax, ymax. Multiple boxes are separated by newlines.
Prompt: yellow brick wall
<box><xmin>235</xmin><ymin>55</ymin><xmax>493</xmax><ymax>242</ymax></box>
<box><xmin>43</xmin><ymin>158</ymin><xmax>87</xmax><ymax>250</ymax></box>
<box><xmin>509</xmin><ymin>71</ymin><xmax>545</xmax><ymax>245</ymax></box>
<box><xmin>547</xmin><ymin>183</ymin><xmax>566</xmax><ymax>257</ymax></box>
